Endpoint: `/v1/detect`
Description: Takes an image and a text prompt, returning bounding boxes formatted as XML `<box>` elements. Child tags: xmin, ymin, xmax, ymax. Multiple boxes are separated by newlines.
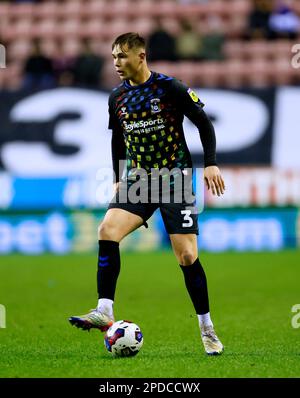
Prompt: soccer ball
<box><xmin>104</xmin><ymin>320</ymin><xmax>143</xmax><ymax>357</ymax></box>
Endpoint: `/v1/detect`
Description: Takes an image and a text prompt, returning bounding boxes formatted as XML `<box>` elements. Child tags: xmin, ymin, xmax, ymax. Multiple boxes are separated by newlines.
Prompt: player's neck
<box><xmin>128</xmin><ymin>67</ymin><xmax>151</xmax><ymax>86</ymax></box>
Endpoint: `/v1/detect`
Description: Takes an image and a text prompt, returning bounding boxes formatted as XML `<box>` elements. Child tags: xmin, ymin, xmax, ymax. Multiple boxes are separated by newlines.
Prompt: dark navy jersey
<box><xmin>108</xmin><ymin>71</ymin><xmax>216</xmax><ymax>182</ymax></box>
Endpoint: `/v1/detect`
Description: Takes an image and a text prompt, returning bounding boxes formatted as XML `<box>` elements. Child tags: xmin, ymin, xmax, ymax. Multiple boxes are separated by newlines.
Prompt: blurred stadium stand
<box><xmin>0</xmin><ymin>0</ymin><xmax>299</xmax><ymax>89</ymax></box>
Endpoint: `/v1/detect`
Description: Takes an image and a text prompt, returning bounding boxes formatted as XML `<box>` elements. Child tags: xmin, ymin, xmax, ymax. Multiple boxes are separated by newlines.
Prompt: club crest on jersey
<box><xmin>150</xmin><ymin>98</ymin><xmax>161</xmax><ymax>114</ymax></box>
<box><xmin>120</xmin><ymin>106</ymin><xmax>128</xmax><ymax>116</ymax></box>
<box><xmin>187</xmin><ymin>88</ymin><xmax>199</xmax><ymax>103</ymax></box>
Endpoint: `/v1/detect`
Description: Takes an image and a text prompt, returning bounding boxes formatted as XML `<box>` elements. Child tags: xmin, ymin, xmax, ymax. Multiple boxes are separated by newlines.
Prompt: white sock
<box><xmin>197</xmin><ymin>313</ymin><xmax>213</xmax><ymax>329</ymax></box>
<box><xmin>97</xmin><ymin>298</ymin><xmax>114</xmax><ymax>319</ymax></box>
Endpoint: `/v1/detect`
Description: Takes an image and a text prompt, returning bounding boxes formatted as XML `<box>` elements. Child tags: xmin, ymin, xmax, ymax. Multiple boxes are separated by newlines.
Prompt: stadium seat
<box><xmin>0</xmin><ymin>2</ymin><xmax>10</xmax><ymax>19</ymax></box>
<box><xmin>3</xmin><ymin>18</ymin><xmax>35</xmax><ymax>41</ymax></box>
<box><xmin>193</xmin><ymin>16</ymin><xmax>209</xmax><ymax>35</ymax></box>
<box><xmin>229</xmin><ymin>0</ymin><xmax>252</xmax><ymax>17</ymax></box>
<box><xmin>226</xmin><ymin>14</ymin><xmax>248</xmax><ymax>38</ymax></box>
<box><xmin>174</xmin><ymin>62</ymin><xmax>198</xmax><ymax>86</ymax></box>
<box><xmin>272</xmin><ymin>58</ymin><xmax>294</xmax><ymax>86</ymax></box>
<box><xmin>148</xmin><ymin>61</ymin><xmax>174</xmax><ymax>77</ymax></box>
<box><xmin>8</xmin><ymin>40</ymin><xmax>32</xmax><ymax>63</ymax></box>
<box><xmin>85</xmin><ymin>0</ymin><xmax>108</xmax><ymax>17</ymax></box>
<box><xmin>59</xmin><ymin>19</ymin><xmax>82</xmax><ymax>38</ymax></box>
<box><xmin>89</xmin><ymin>40</ymin><xmax>112</xmax><ymax>59</ymax></box>
<box><xmin>222</xmin><ymin>60</ymin><xmax>247</xmax><ymax>88</ymax></box>
<box><xmin>130</xmin><ymin>17</ymin><xmax>155</xmax><ymax>37</ymax></box>
<box><xmin>0</xmin><ymin>0</ymin><xmax>299</xmax><ymax>90</ymax></box>
<box><xmin>5</xmin><ymin>62</ymin><xmax>23</xmax><ymax>90</ymax></box>
<box><xmin>245</xmin><ymin>59</ymin><xmax>272</xmax><ymax>87</ymax></box>
<box><xmin>292</xmin><ymin>0</ymin><xmax>300</xmax><ymax>15</ymax></box>
<box><xmin>134</xmin><ymin>0</ymin><xmax>155</xmax><ymax>17</ymax></box>
<box><xmin>34</xmin><ymin>2</ymin><xmax>60</xmax><ymax>19</ymax></box>
<box><xmin>151</xmin><ymin>0</ymin><xmax>176</xmax><ymax>17</ymax></box>
<box><xmin>161</xmin><ymin>17</ymin><xmax>181</xmax><ymax>36</ymax></box>
<box><xmin>201</xmin><ymin>62</ymin><xmax>224</xmax><ymax>87</ymax></box>
<box><xmin>40</xmin><ymin>39</ymin><xmax>59</xmax><ymax>58</ymax></box>
<box><xmin>175</xmin><ymin>3</ymin><xmax>206</xmax><ymax>19</ymax></box>
<box><xmin>107</xmin><ymin>18</ymin><xmax>133</xmax><ymax>39</ymax></box>
<box><xmin>108</xmin><ymin>0</ymin><xmax>132</xmax><ymax>16</ymax></box>
<box><xmin>206</xmin><ymin>0</ymin><xmax>228</xmax><ymax>18</ymax></box>
<box><xmin>244</xmin><ymin>41</ymin><xmax>271</xmax><ymax>61</ymax></box>
<box><xmin>272</xmin><ymin>40</ymin><xmax>295</xmax><ymax>61</ymax></box>
<box><xmin>59</xmin><ymin>0</ymin><xmax>84</xmax><ymax>18</ymax></box>
<box><xmin>33</xmin><ymin>19</ymin><xmax>59</xmax><ymax>39</ymax></box>
<box><xmin>9</xmin><ymin>2</ymin><xmax>34</xmax><ymax>18</ymax></box>
<box><xmin>224</xmin><ymin>41</ymin><xmax>245</xmax><ymax>60</ymax></box>
<box><xmin>83</xmin><ymin>18</ymin><xmax>107</xmax><ymax>39</ymax></box>
<box><xmin>62</xmin><ymin>39</ymin><xmax>82</xmax><ymax>58</ymax></box>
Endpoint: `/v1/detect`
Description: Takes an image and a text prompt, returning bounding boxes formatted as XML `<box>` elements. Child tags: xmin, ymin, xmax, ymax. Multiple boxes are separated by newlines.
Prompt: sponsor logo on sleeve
<box><xmin>187</xmin><ymin>88</ymin><xmax>199</xmax><ymax>103</ymax></box>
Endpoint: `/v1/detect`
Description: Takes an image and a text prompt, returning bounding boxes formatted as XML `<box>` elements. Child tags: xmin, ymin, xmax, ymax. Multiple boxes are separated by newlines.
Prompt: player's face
<box><xmin>112</xmin><ymin>44</ymin><xmax>144</xmax><ymax>81</ymax></box>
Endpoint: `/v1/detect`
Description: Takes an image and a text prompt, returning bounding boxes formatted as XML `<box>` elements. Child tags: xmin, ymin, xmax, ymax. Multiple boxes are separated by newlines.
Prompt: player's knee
<box><xmin>178</xmin><ymin>251</ymin><xmax>197</xmax><ymax>266</ymax></box>
<box><xmin>98</xmin><ymin>222</ymin><xmax>117</xmax><ymax>241</ymax></box>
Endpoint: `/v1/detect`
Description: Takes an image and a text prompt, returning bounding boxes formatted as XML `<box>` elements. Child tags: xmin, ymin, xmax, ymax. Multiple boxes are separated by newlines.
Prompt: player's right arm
<box><xmin>108</xmin><ymin>93</ymin><xmax>126</xmax><ymax>192</ymax></box>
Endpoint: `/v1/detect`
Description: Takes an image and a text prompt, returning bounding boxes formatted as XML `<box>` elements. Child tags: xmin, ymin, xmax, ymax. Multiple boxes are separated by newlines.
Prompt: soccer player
<box><xmin>69</xmin><ymin>33</ymin><xmax>225</xmax><ymax>355</ymax></box>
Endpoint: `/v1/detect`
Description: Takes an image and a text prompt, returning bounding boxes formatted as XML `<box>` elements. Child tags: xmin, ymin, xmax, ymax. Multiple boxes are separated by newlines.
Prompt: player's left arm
<box><xmin>203</xmin><ymin>165</ymin><xmax>225</xmax><ymax>197</ymax></box>
<box><xmin>171</xmin><ymin>80</ymin><xmax>225</xmax><ymax>196</ymax></box>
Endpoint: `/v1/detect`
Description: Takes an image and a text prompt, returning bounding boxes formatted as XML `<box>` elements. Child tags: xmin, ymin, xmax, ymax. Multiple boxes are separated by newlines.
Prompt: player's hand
<box><xmin>204</xmin><ymin>166</ymin><xmax>225</xmax><ymax>196</ymax></box>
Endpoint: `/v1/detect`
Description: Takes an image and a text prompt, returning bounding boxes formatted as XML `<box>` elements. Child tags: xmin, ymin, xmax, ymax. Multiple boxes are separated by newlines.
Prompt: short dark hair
<box><xmin>112</xmin><ymin>32</ymin><xmax>146</xmax><ymax>51</ymax></box>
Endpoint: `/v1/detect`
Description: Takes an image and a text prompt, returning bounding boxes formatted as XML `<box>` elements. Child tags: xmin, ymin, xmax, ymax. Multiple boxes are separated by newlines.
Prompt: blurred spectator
<box><xmin>201</xmin><ymin>16</ymin><xmax>225</xmax><ymax>61</ymax></box>
<box><xmin>23</xmin><ymin>40</ymin><xmax>55</xmax><ymax>90</ymax></box>
<box><xmin>0</xmin><ymin>35</ymin><xmax>7</xmax><ymax>61</ymax></box>
<box><xmin>268</xmin><ymin>0</ymin><xmax>300</xmax><ymax>39</ymax></box>
<box><xmin>176</xmin><ymin>20</ymin><xmax>202</xmax><ymax>61</ymax></box>
<box><xmin>147</xmin><ymin>20</ymin><xmax>176</xmax><ymax>61</ymax></box>
<box><xmin>72</xmin><ymin>40</ymin><xmax>104</xmax><ymax>88</ymax></box>
<box><xmin>247</xmin><ymin>0</ymin><xmax>273</xmax><ymax>39</ymax></box>
<box><xmin>52</xmin><ymin>42</ymin><xmax>76</xmax><ymax>87</ymax></box>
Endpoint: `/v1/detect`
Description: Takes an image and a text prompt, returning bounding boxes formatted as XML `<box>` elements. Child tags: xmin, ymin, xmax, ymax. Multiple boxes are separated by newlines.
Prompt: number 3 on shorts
<box><xmin>181</xmin><ymin>209</ymin><xmax>193</xmax><ymax>227</ymax></box>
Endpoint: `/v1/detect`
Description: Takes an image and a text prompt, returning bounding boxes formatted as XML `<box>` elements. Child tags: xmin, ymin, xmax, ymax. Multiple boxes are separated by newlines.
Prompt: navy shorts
<box><xmin>108</xmin><ymin>184</ymin><xmax>199</xmax><ymax>235</ymax></box>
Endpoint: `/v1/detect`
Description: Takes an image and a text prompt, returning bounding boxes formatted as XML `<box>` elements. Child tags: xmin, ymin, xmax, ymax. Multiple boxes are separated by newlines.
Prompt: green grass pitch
<box><xmin>0</xmin><ymin>250</ymin><xmax>299</xmax><ymax>378</ymax></box>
